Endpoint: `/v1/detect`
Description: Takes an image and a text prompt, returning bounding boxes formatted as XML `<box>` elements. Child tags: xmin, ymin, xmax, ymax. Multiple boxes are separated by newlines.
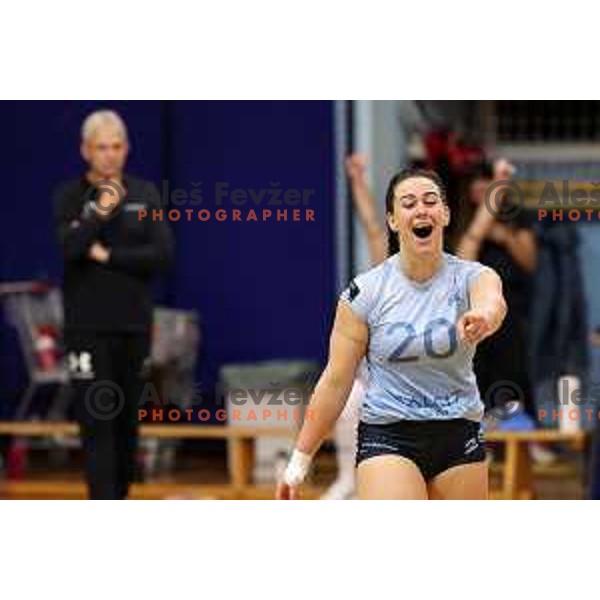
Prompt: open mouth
<box><xmin>412</xmin><ymin>224</ymin><xmax>433</xmax><ymax>239</ymax></box>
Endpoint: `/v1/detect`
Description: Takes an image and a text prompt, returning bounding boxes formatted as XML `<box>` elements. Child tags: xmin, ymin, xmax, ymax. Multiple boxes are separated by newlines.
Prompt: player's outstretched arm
<box><xmin>457</xmin><ymin>268</ymin><xmax>507</xmax><ymax>346</ymax></box>
<box><xmin>276</xmin><ymin>302</ymin><xmax>367</xmax><ymax>499</ymax></box>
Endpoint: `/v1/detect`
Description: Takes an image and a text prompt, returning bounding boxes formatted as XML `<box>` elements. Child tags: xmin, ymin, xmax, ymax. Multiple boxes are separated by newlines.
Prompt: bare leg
<box><xmin>357</xmin><ymin>455</ymin><xmax>428</xmax><ymax>499</ymax></box>
<box><xmin>321</xmin><ymin>378</ymin><xmax>362</xmax><ymax>500</ymax></box>
<box><xmin>428</xmin><ymin>461</ymin><xmax>488</xmax><ymax>500</ymax></box>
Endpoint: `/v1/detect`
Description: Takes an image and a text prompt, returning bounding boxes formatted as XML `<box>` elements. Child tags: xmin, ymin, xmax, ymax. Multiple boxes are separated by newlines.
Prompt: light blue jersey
<box><xmin>340</xmin><ymin>252</ymin><xmax>488</xmax><ymax>424</ymax></box>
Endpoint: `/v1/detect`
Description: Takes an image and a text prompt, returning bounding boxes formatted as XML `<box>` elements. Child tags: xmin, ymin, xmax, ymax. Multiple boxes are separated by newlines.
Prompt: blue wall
<box><xmin>166</xmin><ymin>101</ymin><xmax>335</xmax><ymax>390</ymax></box>
<box><xmin>0</xmin><ymin>101</ymin><xmax>335</xmax><ymax>412</ymax></box>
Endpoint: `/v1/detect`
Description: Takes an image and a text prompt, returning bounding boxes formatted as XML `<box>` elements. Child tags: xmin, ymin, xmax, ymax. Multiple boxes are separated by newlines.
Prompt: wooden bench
<box><xmin>0</xmin><ymin>422</ymin><xmax>588</xmax><ymax>499</ymax></box>
<box><xmin>0</xmin><ymin>421</ymin><xmax>295</xmax><ymax>493</ymax></box>
<box><xmin>485</xmin><ymin>429</ymin><xmax>587</xmax><ymax>499</ymax></box>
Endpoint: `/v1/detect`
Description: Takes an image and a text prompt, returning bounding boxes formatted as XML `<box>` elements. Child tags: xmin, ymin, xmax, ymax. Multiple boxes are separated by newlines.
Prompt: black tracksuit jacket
<box><xmin>53</xmin><ymin>175</ymin><xmax>173</xmax><ymax>333</ymax></box>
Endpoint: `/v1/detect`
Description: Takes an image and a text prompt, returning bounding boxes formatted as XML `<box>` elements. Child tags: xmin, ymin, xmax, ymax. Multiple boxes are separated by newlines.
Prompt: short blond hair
<box><xmin>81</xmin><ymin>110</ymin><xmax>128</xmax><ymax>143</ymax></box>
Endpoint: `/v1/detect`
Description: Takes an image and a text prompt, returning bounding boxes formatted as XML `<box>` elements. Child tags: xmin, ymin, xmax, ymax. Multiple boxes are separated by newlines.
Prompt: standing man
<box><xmin>54</xmin><ymin>110</ymin><xmax>173</xmax><ymax>499</ymax></box>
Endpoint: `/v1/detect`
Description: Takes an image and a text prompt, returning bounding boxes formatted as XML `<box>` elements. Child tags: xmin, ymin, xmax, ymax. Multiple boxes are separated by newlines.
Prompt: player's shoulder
<box><xmin>444</xmin><ymin>252</ymin><xmax>497</xmax><ymax>283</ymax></box>
<box><xmin>339</xmin><ymin>256</ymin><xmax>395</xmax><ymax>318</ymax></box>
<box><xmin>350</xmin><ymin>254</ymin><xmax>395</xmax><ymax>290</ymax></box>
<box><xmin>445</xmin><ymin>252</ymin><xmax>483</xmax><ymax>272</ymax></box>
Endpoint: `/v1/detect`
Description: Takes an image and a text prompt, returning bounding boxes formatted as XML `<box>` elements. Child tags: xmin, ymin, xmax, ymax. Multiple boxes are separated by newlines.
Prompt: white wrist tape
<box><xmin>283</xmin><ymin>449</ymin><xmax>312</xmax><ymax>486</ymax></box>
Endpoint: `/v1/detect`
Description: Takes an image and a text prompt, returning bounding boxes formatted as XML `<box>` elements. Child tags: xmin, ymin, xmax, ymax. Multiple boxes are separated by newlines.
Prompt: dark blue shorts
<box><xmin>356</xmin><ymin>418</ymin><xmax>486</xmax><ymax>481</ymax></box>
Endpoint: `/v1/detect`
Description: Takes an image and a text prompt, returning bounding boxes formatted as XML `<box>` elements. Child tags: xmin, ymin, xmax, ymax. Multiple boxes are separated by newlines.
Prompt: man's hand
<box><xmin>457</xmin><ymin>309</ymin><xmax>494</xmax><ymax>346</ymax></box>
<box><xmin>88</xmin><ymin>242</ymin><xmax>111</xmax><ymax>264</ymax></box>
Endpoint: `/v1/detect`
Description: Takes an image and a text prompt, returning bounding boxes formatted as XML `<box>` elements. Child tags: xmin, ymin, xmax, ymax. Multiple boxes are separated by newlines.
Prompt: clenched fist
<box><xmin>457</xmin><ymin>309</ymin><xmax>494</xmax><ymax>346</ymax></box>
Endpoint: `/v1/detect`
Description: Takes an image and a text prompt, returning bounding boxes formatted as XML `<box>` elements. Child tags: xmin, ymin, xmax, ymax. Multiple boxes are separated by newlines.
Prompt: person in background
<box><xmin>456</xmin><ymin>159</ymin><xmax>539</xmax><ymax>432</ymax></box>
<box><xmin>345</xmin><ymin>154</ymin><xmax>388</xmax><ymax>265</ymax></box>
<box><xmin>54</xmin><ymin>110</ymin><xmax>173</xmax><ymax>499</ymax></box>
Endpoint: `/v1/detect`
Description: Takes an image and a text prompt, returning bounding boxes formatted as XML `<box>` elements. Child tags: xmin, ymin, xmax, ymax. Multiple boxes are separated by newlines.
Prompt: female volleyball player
<box><xmin>277</xmin><ymin>168</ymin><xmax>507</xmax><ymax>500</ymax></box>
